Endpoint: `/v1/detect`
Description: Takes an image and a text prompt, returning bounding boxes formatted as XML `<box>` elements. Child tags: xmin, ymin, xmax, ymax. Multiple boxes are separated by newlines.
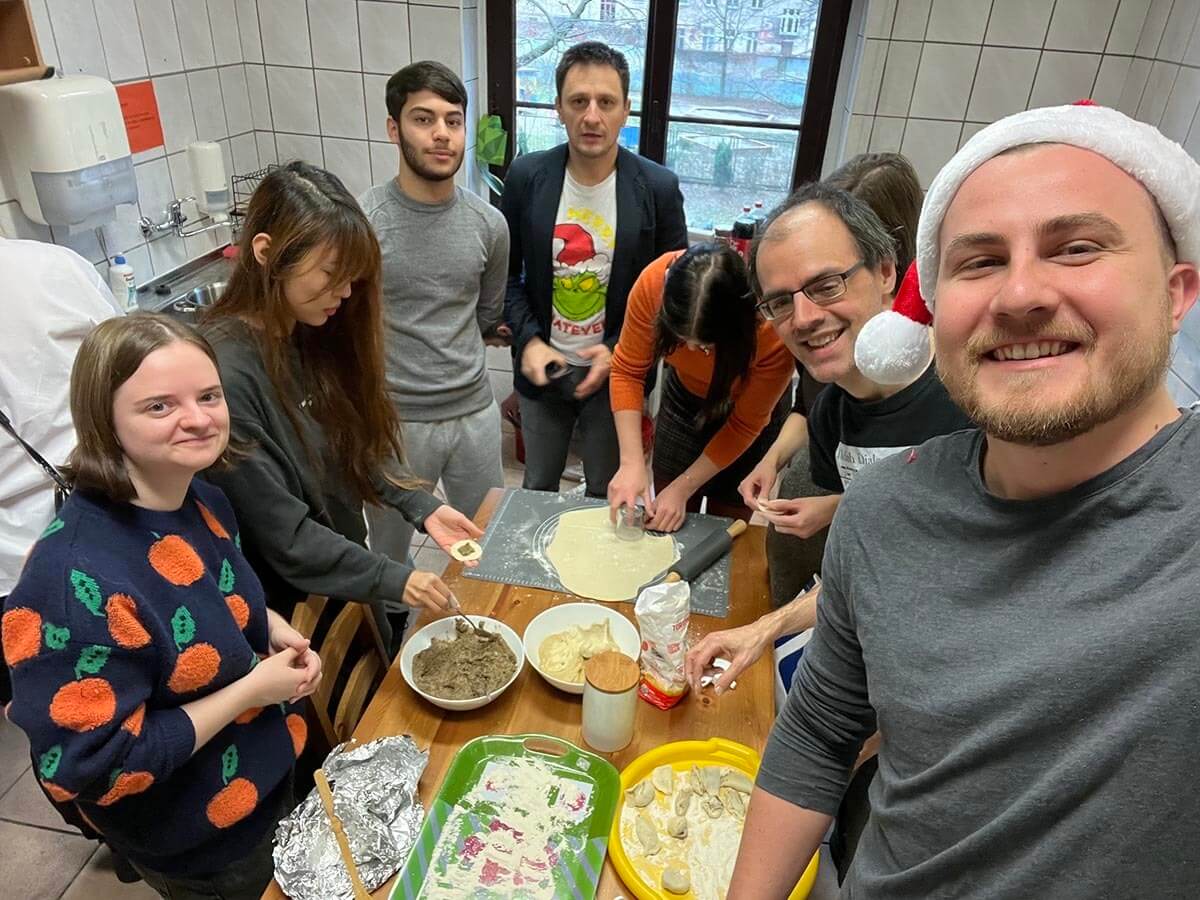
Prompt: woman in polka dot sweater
<box><xmin>2</xmin><ymin>315</ymin><xmax>321</xmax><ymax>900</ymax></box>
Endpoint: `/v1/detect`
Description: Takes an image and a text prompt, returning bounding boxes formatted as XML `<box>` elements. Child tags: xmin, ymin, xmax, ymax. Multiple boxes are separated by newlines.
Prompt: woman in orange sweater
<box><xmin>607</xmin><ymin>244</ymin><xmax>794</xmax><ymax>531</ymax></box>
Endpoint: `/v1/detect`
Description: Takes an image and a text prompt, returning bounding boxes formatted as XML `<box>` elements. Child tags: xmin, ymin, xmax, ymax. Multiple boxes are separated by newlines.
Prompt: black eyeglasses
<box><xmin>755</xmin><ymin>260</ymin><xmax>866</xmax><ymax>321</ymax></box>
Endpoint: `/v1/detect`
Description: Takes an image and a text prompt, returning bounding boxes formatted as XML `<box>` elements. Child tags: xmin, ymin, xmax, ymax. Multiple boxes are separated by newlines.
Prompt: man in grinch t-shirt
<box><xmin>502</xmin><ymin>41</ymin><xmax>687</xmax><ymax>497</ymax></box>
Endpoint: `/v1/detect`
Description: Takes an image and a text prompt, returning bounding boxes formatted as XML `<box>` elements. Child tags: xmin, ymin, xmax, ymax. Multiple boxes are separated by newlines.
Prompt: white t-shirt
<box><xmin>549</xmin><ymin>169</ymin><xmax>617</xmax><ymax>365</ymax></box>
<box><xmin>0</xmin><ymin>239</ymin><xmax>123</xmax><ymax>595</ymax></box>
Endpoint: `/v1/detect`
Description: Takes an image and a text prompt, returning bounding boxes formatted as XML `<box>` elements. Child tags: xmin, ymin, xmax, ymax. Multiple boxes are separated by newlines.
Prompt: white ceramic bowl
<box><xmin>400</xmin><ymin>615</ymin><xmax>524</xmax><ymax>711</ymax></box>
<box><xmin>522</xmin><ymin>603</ymin><xmax>641</xmax><ymax>695</ymax></box>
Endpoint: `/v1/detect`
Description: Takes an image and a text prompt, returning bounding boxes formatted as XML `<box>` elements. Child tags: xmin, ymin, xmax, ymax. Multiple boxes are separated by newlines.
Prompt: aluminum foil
<box><xmin>273</xmin><ymin>736</ymin><xmax>428</xmax><ymax>900</ymax></box>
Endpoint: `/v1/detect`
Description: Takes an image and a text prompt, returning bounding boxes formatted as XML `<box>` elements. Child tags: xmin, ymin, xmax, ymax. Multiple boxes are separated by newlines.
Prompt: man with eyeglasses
<box><xmin>687</xmin><ymin>182</ymin><xmax>971</xmax><ymax>696</ymax></box>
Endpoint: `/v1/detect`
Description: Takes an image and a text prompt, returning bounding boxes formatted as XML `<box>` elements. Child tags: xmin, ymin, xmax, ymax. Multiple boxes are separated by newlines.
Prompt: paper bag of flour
<box><xmin>634</xmin><ymin>581</ymin><xmax>690</xmax><ymax>709</ymax></box>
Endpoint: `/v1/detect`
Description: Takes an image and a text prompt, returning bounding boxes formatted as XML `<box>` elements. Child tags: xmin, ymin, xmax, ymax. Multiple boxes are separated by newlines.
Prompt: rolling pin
<box><xmin>661</xmin><ymin>519</ymin><xmax>748</xmax><ymax>583</ymax></box>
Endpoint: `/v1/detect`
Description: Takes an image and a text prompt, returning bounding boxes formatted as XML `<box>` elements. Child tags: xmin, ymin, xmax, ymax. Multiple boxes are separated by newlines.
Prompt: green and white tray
<box><xmin>391</xmin><ymin>734</ymin><xmax>620</xmax><ymax>900</ymax></box>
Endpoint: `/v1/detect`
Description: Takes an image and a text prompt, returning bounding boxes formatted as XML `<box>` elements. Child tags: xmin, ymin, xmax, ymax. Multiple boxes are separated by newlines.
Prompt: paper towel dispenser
<box><xmin>0</xmin><ymin>74</ymin><xmax>137</xmax><ymax>228</ymax></box>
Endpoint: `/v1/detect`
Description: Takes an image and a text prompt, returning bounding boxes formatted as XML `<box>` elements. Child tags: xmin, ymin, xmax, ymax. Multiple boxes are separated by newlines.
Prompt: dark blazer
<box><xmin>501</xmin><ymin>143</ymin><xmax>688</xmax><ymax>397</ymax></box>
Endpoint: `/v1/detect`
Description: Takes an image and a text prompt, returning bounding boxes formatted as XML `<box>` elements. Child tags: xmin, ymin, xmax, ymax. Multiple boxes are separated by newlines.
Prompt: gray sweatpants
<box><xmin>366</xmin><ymin>400</ymin><xmax>504</xmax><ymax>562</ymax></box>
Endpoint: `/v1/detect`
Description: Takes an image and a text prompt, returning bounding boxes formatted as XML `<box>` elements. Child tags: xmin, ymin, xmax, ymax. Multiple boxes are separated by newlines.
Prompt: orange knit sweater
<box><xmin>610</xmin><ymin>250</ymin><xmax>794</xmax><ymax>469</ymax></box>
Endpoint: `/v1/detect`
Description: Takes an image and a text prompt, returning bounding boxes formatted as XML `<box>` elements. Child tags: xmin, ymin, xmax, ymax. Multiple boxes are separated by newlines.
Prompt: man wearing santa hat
<box><xmin>730</xmin><ymin>102</ymin><xmax>1200</xmax><ymax>899</ymax></box>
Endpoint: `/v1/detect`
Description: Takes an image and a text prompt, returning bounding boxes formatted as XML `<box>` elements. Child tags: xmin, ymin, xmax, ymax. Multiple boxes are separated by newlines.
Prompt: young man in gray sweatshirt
<box><xmin>360</xmin><ymin>61</ymin><xmax>510</xmax><ymax>564</ymax></box>
<box><xmin>731</xmin><ymin>105</ymin><xmax>1200</xmax><ymax>898</ymax></box>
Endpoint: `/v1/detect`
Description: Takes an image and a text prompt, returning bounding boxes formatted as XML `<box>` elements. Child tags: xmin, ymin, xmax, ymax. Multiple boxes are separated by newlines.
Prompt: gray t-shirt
<box><xmin>760</xmin><ymin>411</ymin><xmax>1200</xmax><ymax>898</ymax></box>
<box><xmin>359</xmin><ymin>180</ymin><xmax>509</xmax><ymax>422</ymax></box>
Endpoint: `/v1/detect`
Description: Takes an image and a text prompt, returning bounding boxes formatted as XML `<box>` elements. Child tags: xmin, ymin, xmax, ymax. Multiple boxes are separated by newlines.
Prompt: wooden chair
<box><xmin>291</xmin><ymin>596</ymin><xmax>390</xmax><ymax>753</ymax></box>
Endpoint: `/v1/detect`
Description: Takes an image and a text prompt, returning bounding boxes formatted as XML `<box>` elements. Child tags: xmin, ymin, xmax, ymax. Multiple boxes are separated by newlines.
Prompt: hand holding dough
<box><xmin>449</xmin><ymin>539</ymin><xmax>482</xmax><ymax>562</ymax></box>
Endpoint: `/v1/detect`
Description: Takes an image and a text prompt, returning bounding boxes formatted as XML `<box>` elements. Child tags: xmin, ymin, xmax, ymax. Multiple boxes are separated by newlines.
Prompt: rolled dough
<box><xmin>545</xmin><ymin>507</ymin><xmax>678</xmax><ymax>601</ymax></box>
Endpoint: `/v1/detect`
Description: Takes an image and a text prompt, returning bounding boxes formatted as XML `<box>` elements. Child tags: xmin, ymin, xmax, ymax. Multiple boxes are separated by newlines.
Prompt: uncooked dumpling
<box><xmin>652</xmin><ymin>764</ymin><xmax>674</xmax><ymax>795</ymax></box>
<box><xmin>626</xmin><ymin>780</ymin><xmax>655</xmax><ymax>807</ymax></box>
<box><xmin>666</xmin><ymin>815</ymin><xmax>688</xmax><ymax>839</ymax></box>
<box><xmin>699</xmin><ymin>765</ymin><xmax>723</xmax><ymax>795</ymax></box>
<box><xmin>701</xmin><ymin>794</ymin><xmax>724</xmax><ymax>818</ymax></box>
<box><xmin>635</xmin><ymin>811</ymin><xmax>661</xmax><ymax>855</ymax></box>
<box><xmin>689</xmin><ymin>765</ymin><xmax>705</xmax><ymax>795</ymax></box>
<box><xmin>722</xmin><ymin>770</ymin><xmax>754</xmax><ymax>794</ymax></box>
<box><xmin>720</xmin><ymin>786</ymin><xmax>746</xmax><ymax>818</ymax></box>
<box><xmin>662</xmin><ymin>866</ymin><xmax>691</xmax><ymax>894</ymax></box>
<box><xmin>674</xmin><ymin>786</ymin><xmax>693</xmax><ymax>815</ymax></box>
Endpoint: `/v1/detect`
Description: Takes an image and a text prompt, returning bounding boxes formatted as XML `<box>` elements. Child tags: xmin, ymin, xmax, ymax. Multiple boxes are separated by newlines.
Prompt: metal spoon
<box><xmin>449</xmin><ymin>594</ymin><xmax>496</xmax><ymax>641</ymax></box>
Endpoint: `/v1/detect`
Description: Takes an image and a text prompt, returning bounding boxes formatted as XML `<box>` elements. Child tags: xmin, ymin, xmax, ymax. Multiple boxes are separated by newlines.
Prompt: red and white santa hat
<box><xmin>854</xmin><ymin>100</ymin><xmax>1200</xmax><ymax>385</ymax></box>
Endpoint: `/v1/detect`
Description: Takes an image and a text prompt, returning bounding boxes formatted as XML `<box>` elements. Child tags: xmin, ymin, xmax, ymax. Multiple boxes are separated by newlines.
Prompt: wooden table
<box><xmin>264</xmin><ymin>488</ymin><xmax>777</xmax><ymax>899</ymax></box>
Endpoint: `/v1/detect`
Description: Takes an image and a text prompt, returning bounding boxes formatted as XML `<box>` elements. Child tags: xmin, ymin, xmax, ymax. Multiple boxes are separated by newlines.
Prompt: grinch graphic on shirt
<box><xmin>551</xmin><ymin>173</ymin><xmax>616</xmax><ymax>365</ymax></box>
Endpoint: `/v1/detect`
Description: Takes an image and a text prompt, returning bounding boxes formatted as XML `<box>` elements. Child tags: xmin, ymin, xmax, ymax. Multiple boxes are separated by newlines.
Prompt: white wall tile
<box><xmin>843</xmin><ymin>113</ymin><xmax>871</xmax><ymax>159</ymax></box>
<box><xmin>967</xmin><ymin>47</ymin><xmax>1039</xmax><ymax>121</ymax></box>
<box><xmin>0</xmin><ymin>201</ymin><xmax>53</xmax><ymax>241</ymax></box>
<box><xmin>219</xmin><ymin>65</ymin><xmax>253</xmax><ymax>135</ymax></box>
<box><xmin>908</xmin><ymin>43</ymin><xmax>979</xmax><ymax>119</ymax></box>
<box><xmin>322</xmin><ymin>137</ymin><xmax>372</xmax><ymax>197</ymax></box>
<box><xmin>851</xmin><ymin>38</ymin><xmax>888</xmax><ymax>114</ymax></box>
<box><xmin>275</xmin><ymin>132</ymin><xmax>325</xmax><ymax>164</ymax></box>
<box><xmin>238</xmin><ymin>0</ymin><xmax>264</xmax><ymax>62</ymax></box>
<box><xmin>188</xmin><ymin>68</ymin><xmax>229</xmax><ymax>141</ymax></box>
<box><xmin>46</xmin><ymin>0</ymin><xmax>108</xmax><ymax>77</ymax></box>
<box><xmin>245</xmin><ymin>64</ymin><xmax>273</xmax><ymax>128</ymax></box>
<box><xmin>925</xmin><ymin>0</ymin><xmax>990</xmax><ymax>44</ymax></box>
<box><xmin>899</xmin><ymin>118</ymin><xmax>960</xmax><ymax>188</ymax></box>
<box><xmin>359</xmin><ymin>1</ymin><xmax>411</xmax><ymax>74</ymax></box>
<box><xmin>173</xmin><ymin>0</ymin><xmax>216</xmax><ymax>68</ymax></box>
<box><xmin>462</xmin><ymin>3</ymin><xmax>479</xmax><ymax>81</ymax></box>
<box><xmin>1188</xmin><ymin>20</ymin><xmax>1200</xmax><ymax>65</ymax></box>
<box><xmin>26</xmin><ymin>0</ymin><xmax>59</xmax><ymax>69</ymax></box>
<box><xmin>868</xmin><ymin>116</ymin><xmax>905</xmax><ymax>151</ymax></box>
<box><xmin>865</xmin><ymin>0</ymin><xmax>897</xmax><ymax>38</ymax></box>
<box><xmin>266</xmin><ymin>66</ymin><xmax>320</xmax><ymax>133</ymax></box>
<box><xmin>260</xmin><ymin>0</ymin><xmax>313</xmax><ymax>66</ymax></box>
<box><xmin>363</xmin><ymin>72</ymin><xmax>391</xmax><ymax>141</ymax></box>
<box><xmin>412</xmin><ymin>0</ymin><xmax>457</xmax><ymax>6</ymax></box>
<box><xmin>1135</xmin><ymin>60</ymin><xmax>1179</xmax><ymax>123</ymax></box>
<box><xmin>316</xmin><ymin>69</ymin><xmax>368</xmax><ymax>138</ymax></box>
<box><xmin>102</xmin><ymin>202</ymin><xmax>145</xmax><ymax>257</ymax></box>
<box><xmin>134</xmin><ymin>156</ymin><xmax>174</xmax><ymax>224</ymax></box>
<box><xmin>958</xmin><ymin>121</ymin><xmax>987</xmax><ymax>147</ymax></box>
<box><xmin>148</xmin><ymin>232</ymin><xmax>189</xmax><ymax>274</ymax></box>
<box><xmin>1092</xmin><ymin>55</ymin><xmax>1134</xmax><ymax>107</ymax></box>
<box><xmin>1158</xmin><ymin>0</ymin><xmax>1199</xmax><ymax>62</ymax></box>
<box><xmin>1107</xmin><ymin>0</ymin><xmax>1152</xmax><ymax>53</ymax></box>
<box><xmin>208</xmin><ymin>0</ymin><xmax>242</xmax><ymax>65</ymax></box>
<box><xmin>50</xmin><ymin>223</ymin><xmax>105</xmax><ymax>264</ymax></box>
<box><xmin>256</xmin><ymin>130</ymin><xmax>279</xmax><ymax>164</ymax></box>
<box><xmin>875</xmin><ymin>40</ymin><xmax>921</xmax><ymax>116</ymax></box>
<box><xmin>96</xmin><ymin>0</ymin><xmax>149</xmax><ymax>82</ymax></box>
<box><xmin>1159</xmin><ymin>65</ymin><xmax>1200</xmax><ymax>140</ymax></box>
<box><xmin>984</xmin><ymin>0</ymin><xmax>1053</xmax><ymax>48</ymax></box>
<box><xmin>136</xmin><ymin>0</ymin><xmax>184</xmax><ymax>75</ymax></box>
<box><xmin>890</xmin><ymin>0</ymin><xmax>932</xmax><ymax>41</ymax></box>
<box><xmin>152</xmin><ymin>73</ymin><xmax>198</xmax><ymax>152</ymax></box>
<box><xmin>369</xmin><ymin>140</ymin><xmax>396</xmax><ymax>183</ymax></box>
<box><xmin>1028</xmin><ymin>51</ymin><xmax>1101</xmax><ymax>108</ymax></box>
<box><xmin>229</xmin><ymin>131</ymin><xmax>260</xmax><ymax>173</ymax></box>
<box><xmin>310</xmin><ymin>0</ymin><xmax>362</xmax><ymax>70</ymax></box>
<box><xmin>1136</xmin><ymin>0</ymin><xmax>1174</xmax><ymax>57</ymax></box>
<box><xmin>165</xmin><ymin>150</ymin><xmax>199</xmax><ymax>221</ymax></box>
<box><xmin>1046</xmin><ymin>0</ymin><xmax>1120</xmax><ymax>52</ymax></box>
<box><xmin>1117</xmin><ymin>56</ymin><xmax>1153</xmax><ymax>114</ymax></box>
<box><xmin>122</xmin><ymin>242</ymin><xmax>153</xmax><ymax>281</ymax></box>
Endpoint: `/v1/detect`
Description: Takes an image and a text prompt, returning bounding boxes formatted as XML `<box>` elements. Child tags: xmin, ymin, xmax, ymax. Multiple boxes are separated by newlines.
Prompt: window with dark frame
<box><xmin>489</xmin><ymin>1</ymin><xmax>852</xmax><ymax>232</ymax></box>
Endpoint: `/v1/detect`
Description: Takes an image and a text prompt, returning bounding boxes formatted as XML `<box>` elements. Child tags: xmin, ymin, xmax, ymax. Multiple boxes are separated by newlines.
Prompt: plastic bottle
<box><xmin>750</xmin><ymin>199</ymin><xmax>767</xmax><ymax>234</ymax></box>
<box><xmin>108</xmin><ymin>256</ymin><xmax>137</xmax><ymax>311</ymax></box>
<box><xmin>730</xmin><ymin>205</ymin><xmax>756</xmax><ymax>260</ymax></box>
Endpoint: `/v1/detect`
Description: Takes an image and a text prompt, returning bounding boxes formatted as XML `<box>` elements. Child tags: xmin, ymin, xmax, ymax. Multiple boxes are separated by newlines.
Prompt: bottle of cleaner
<box><xmin>108</xmin><ymin>255</ymin><xmax>137</xmax><ymax>311</ymax></box>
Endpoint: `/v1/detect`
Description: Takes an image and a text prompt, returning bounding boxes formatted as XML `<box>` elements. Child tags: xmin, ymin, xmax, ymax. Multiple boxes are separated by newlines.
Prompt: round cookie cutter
<box><xmin>449</xmin><ymin>538</ymin><xmax>483</xmax><ymax>562</ymax></box>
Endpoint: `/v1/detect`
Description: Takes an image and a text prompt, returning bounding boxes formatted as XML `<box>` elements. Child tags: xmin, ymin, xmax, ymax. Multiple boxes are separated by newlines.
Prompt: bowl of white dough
<box><xmin>523</xmin><ymin>603</ymin><xmax>641</xmax><ymax>694</ymax></box>
<box><xmin>400</xmin><ymin>615</ymin><xmax>524</xmax><ymax>711</ymax></box>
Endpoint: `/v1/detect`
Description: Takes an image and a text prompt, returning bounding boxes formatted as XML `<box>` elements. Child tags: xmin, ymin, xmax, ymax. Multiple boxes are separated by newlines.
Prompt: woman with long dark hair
<box><xmin>607</xmin><ymin>244</ymin><xmax>794</xmax><ymax>530</ymax></box>
<box><xmin>200</xmin><ymin>162</ymin><xmax>481</xmax><ymax>651</ymax></box>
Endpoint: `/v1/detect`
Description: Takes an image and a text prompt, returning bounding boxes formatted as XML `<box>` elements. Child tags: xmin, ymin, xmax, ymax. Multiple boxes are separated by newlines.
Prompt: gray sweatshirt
<box><xmin>760</xmin><ymin>412</ymin><xmax>1200</xmax><ymax>898</ymax></box>
<box><xmin>359</xmin><ymin>180</ymin><xmax>509</xmax><ymax>422</ymax></box>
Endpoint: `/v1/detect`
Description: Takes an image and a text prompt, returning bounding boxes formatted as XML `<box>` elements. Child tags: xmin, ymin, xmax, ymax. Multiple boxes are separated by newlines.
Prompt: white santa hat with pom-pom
<box><xmin>853</xmin><ymin>100</ymin><xmax>1200</xmax><ymax>385</ymax></box>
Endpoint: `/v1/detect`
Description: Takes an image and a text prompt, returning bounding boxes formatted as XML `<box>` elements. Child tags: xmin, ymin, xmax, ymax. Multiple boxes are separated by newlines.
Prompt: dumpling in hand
<box><xmin>720</xmin><ymin>786</ymin><xmax>746</xmax><ymax>818</ymax></box>
<box><xmin>674</xmin><ymin>786</ymin><xmax>693</xmax><ymax>816</ymax></box>
<box><xmin>652</xmin><ymin>764</ymin><xmax>674</xmax><ymax>795</ymax></box>
<box><xmin>635</xmin><ymin>811</ymin><xmax>661</xmax><ymax>856</ymax></box>
<box><xmin>667</xmin><ymin>815</ymin><xmax>688</xmax><ymax>839</ymax></box>
<box><xmin>722</xmin><ymin>770</ymin><xmax>754</xmax><ymax>794</ymax></box>
<box><xmin>662</xmin><ymin>866</ymin><xmax>691</xmax><ymax>894</ymax></box>
<box><xmin>626</xmin><ymin>780</ymin><xmax>655</xmax><ymax>807</ymax></box>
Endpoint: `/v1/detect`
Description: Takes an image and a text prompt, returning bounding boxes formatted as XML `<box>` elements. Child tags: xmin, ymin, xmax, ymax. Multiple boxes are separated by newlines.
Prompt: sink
<box><xmin>169</xmin><ymin>281</ymin><xmax>226</xmax><ymax>315</ymax></box>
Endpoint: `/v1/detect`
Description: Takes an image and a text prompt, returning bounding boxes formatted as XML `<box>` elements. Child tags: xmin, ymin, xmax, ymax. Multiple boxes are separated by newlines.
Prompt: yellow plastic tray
<box><xmin>608</xmin><ymin>737</ymin><xmax>818</xmax><ymax>899</ymax></box>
